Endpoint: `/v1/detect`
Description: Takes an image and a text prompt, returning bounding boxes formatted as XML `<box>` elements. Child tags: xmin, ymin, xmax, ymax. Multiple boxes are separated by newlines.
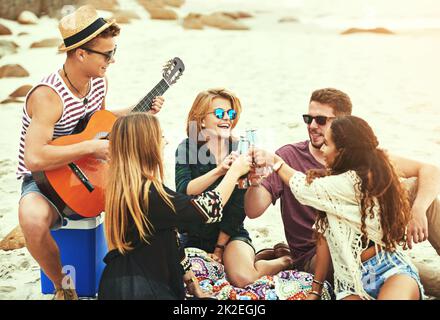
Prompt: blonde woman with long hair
<box><xmin>175</xmin><ymin>88</ymin><xmax>293</xmax><ymax>288</ymax></box>
<box><xmin>98</xmin><ymin>113</ymin><xmax>251</xmax><ymax>299</ymax></box>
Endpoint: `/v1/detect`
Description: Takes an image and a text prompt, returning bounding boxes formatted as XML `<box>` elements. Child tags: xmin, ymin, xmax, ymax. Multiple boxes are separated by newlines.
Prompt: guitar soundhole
<box><xmin>95</xmin><ymin>132</ymin><xmax>110</xmax><ymax>140</ymax></box>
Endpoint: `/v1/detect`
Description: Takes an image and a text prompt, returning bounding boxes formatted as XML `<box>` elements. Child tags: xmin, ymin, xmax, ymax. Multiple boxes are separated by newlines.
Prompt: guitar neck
<box><xmin>132</xmin><ymin>79</ymin><xmax>170</xmax><ymax>113</ymax></box>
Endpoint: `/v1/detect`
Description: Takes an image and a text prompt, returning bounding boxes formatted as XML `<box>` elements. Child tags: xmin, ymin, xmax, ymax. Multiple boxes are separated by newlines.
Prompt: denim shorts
<box><xmin>227</xmin><ymin>235</ymin><xmax>255</xmax><ymax>252</ymax></box>
<box><xmin>20</xmin><ymin>175</ymin><xmax>64</xmax><ymax>230</ymax></box>
<box><xmin>179</xmin><ymin>231</ymin><xmax>255</xmax><ymax>253</ymax></box>
<box><xmin>339</xmin><ymin>251</ymin><xmax>424</xmax><ymax>300</ymax></box>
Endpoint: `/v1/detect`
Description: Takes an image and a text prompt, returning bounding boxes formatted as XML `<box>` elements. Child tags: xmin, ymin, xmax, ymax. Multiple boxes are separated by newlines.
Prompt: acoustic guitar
<box><xmin>33</xmin><ymin>57</ymin><xmax>185</xmax><ymax>220</ymax></box>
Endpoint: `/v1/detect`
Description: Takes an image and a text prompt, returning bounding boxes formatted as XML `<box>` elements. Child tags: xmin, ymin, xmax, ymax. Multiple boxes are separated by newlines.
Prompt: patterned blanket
<box><xmin>185</xmin><ymin>247</ymin><xmax>334</xmax><ymax>300</ymax></box>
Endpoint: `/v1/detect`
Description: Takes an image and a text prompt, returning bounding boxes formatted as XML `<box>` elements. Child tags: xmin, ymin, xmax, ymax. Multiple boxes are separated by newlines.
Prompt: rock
<box><xmin>0</xmin><ymin>1</ymin><xmax>39</xmax><ymax>20</ymax></box>
<box><xmin>138</xmin><ymin>0</ymin><xmax>182</xmax><ymax>19</ymax></box>
<box><xmin>279</xmin><ymin>17</ymin><xmax>299</xmax><ymax>23</ymax></box>
<box><xmin>221</xmin><ymin>11</ymin><xmax>254</xmax><ymax>20</ymax></box>
<box><xmin>17</xmin><ymin>10</ymin><xmax>39</xmax><ymax>25</ymax></box>
<box><xmin>78</xmin><ymin>0</ymin><xmax>119</xmax><ymax>11</ymax></box>
<box><xmin>40</xmin><ymin>1</ymin><xmax>73</xmax><ymax>19</ymax></box>
<box><xmin>111</xmin><ymin>10</ymin><xmax>141</xmax><ymax>24</ymax></box>
<box><xmin>0</xmin><ymin>97</ymin><xmax>23</xmax><ymax>104</ymax></box>
<box><xmin>137</xmin><ymin>0</ymin><xmax>165</xmax><ymax>10</ymax></box>
<box><xmin>30</xmin><ymin>38</ymin><xmax>62</xmax><ymax>48</ymax></box>
<box><xmin>340</xmin><ymin>27</ymin><xmax>395</xmax><ymax>35</ymax></box>
<box><xmin>9</xmin><ymin>85</ymin><xmax>33</xmax><ymax>98</ymax></box>
<box><xmin>0</xmin><ymin>64</ymin><xmax>29</xmax><ymax>78</ymax></box>
<box><xmin>182</xmin><ymin>13</ymin><xmax>204</xmax><ymax>30</ymax></box>
<box><xmin>0</xmin><ymin>286</ymin><xmax>16</xmax><ymax>293</ymax></box>
<box><xmin>200</xmin><ymin>13</ymin><xmax>249</xmax><ymax>30</ymax></box>
<box><xmin>0</xmin><ymin>23</ymin><xmax>12</xmax><ymax>35</ymax></box>
<box><xmin>164</xmin><ymin>0</ymin><xmax>185</xmax><ymax>8</ymax></box>
<box><xmin>0</xmin><ymin>226</ymin><xmax>26</xmax><ymax>251</ymax></box>
<box><xmin>0</xmin><ymin>40</ymin><xmax>18</xmax><ymax>59</ymax></box>
<box><xmin>111</xmin><ymin>15</ymin><xmax>131</xmax><ymax>24</ymax></box>
<box><xmin>1</xmin><ymin>2</ymin><xmax>75</xmax><ymax>20</ymax></box>
<box><xmin>147</xmin><ymin>7</ymin><xmax>178</xmax><ymax>20</ymax></box>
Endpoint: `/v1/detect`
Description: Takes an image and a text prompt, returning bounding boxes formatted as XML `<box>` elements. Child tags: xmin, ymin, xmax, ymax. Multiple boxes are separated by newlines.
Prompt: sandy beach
<box><xmin>1</xmin><ymin>0</ymin><xmax>439</xmax><ymax>299</ymax></box>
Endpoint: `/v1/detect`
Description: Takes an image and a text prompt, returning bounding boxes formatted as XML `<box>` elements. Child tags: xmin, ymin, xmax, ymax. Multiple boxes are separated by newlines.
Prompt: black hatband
<box><xmin>63</xmin><ymin>18</ymin><xmax>108</xmax><ymax>48</ymax></box>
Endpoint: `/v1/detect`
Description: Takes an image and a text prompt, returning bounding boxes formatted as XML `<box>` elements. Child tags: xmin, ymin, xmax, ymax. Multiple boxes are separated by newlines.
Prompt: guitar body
<box><xmin>33</xmin><ymin>110</ymin><xmax>117</xmax><ymax>219</ymax></box>
<box><xmin>32</xmin><ymin>57</ymin><xmax>184</xmax><ymax>220</ymax></box>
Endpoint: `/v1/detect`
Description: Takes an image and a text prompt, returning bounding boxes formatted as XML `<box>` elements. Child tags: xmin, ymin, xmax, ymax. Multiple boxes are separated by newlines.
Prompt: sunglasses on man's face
<box><xmin>81</xmin><ymin>45</ymin><xmax>117</xmax><ymax>62</ymax></box>
<box><xmin>209</xmin><ymin>108</ymin><xmax>237</xmax><ymax>120</ymax></box>
<box><xmin>302</xmin><ymin>114</ymin><xmax>334</xmax><ymax>126</ymax></box>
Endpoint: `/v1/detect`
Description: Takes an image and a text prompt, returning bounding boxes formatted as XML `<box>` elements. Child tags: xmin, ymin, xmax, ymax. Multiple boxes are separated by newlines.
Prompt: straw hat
<box><xmin>58</xmin><ymin>5</ymin><xmax>116</xmax><ymax>52</ymax></box>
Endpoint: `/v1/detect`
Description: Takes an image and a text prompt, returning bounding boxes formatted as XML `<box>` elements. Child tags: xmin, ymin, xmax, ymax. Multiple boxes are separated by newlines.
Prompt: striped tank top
<box><xmin>16</xmin><ymin>69</ymin><xmax>107</xmax><ymax>179</ymax></box>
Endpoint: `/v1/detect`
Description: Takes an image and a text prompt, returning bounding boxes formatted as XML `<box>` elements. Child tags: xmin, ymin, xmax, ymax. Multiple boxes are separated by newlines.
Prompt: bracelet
<box><xmin>215</xmin><ymin>244</ymin><xmax>226</xmax><ymax>251</ymax></box>
<box><xmin>309</xmin><ymin>290</ymin><xmax>322</xmax><ymax>298</ymax></box>
<box><xmin>313</xmin><ymin>279</ymin><xmax>324</xmax><ymax>287</ymax></box>
<box><xmin>273</xmin><ymin>160</ymin><xmax>285</xmax><ymax>173</ymax></box>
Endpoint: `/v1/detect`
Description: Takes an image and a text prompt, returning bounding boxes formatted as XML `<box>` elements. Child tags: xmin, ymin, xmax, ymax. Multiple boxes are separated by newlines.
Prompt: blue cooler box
<box><xmin>41</xmin><ymin>215</ymin><xmax>107</xmax><ymax>297</ymax></box>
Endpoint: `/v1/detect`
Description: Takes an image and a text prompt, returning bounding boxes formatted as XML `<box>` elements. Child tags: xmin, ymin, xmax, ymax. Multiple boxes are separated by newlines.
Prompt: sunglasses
<box><xmin>81</xmin><ymin>45</ymin><xmax>117</xmax><ymax>62</ymax></box>
<box><xmin>208</xmin><ymin>108</ymin><xmax>237</xmax><ymax>120</ymax></box>
<box><xmin>302</xmin><ymin>114</ymin><xmax>335</xmax><ymax>126</ymax></box>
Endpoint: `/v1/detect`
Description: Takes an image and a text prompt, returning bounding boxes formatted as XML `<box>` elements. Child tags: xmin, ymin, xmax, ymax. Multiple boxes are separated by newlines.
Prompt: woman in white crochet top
<box><xmin>252</xmin><ymin>115</ymin><xmax>424</xmax><ymax>300</ymax></box>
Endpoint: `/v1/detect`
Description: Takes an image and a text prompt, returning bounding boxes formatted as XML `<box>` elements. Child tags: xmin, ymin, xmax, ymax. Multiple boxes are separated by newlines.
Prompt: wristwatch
<box><xmin>273</xmin><ymin>160</ymin><xmax>285</xmax><ymax>173</ymax></box>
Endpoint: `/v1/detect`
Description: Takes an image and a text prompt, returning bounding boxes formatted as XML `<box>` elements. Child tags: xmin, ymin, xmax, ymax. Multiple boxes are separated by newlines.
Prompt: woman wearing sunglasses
<box><xmin>252</xmin><ymin>116</ymin><xmax>424</xmax><ymax>300</ymax></box>
<box><xmin>175</xmin><ymin>88</ymin><xmax>293</xmax><ymax>288</ymax></box>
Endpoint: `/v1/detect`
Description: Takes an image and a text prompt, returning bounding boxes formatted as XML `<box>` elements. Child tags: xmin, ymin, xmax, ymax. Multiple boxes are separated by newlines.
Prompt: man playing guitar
<box><xmin>16</xmin><ymin>6</ymin><xmax>164</xmax><ymax>300</ymax></box>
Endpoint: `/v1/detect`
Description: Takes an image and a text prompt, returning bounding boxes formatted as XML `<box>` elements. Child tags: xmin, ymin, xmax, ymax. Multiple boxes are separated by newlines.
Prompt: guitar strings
<box><xmin>133</xmin><ymin>79</ymin><xmax>170</xmax><ymax>113</ymax></box>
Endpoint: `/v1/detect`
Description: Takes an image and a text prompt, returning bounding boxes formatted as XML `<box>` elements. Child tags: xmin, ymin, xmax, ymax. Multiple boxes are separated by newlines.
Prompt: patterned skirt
<box><xmin>185</xmin><ymin>247</ymin><xmax>334</xmax><ymax>300</ymax></box>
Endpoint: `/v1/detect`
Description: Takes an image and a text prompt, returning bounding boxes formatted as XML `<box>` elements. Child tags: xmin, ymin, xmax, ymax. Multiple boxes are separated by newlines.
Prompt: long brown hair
<box><xmin>185</xmin><ymin>88</ymin><xmax>242</xmax><ymax>142</ymax></box>
<box><xmin>310</xmin><ymin>116</ymin><xmax>410</xmax><ymax>251</ymax></box>
<box><xmin>105</xmin><ymin>113</ymin><xmax>174</xmax><ymax>254</ymax></box>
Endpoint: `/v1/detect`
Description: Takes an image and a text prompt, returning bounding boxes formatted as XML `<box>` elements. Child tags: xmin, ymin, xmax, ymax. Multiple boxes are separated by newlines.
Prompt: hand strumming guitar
<box><xmin>89</xmin><ymin>139</ymin><xmax>110</xmax><ymax>161</ymax></box>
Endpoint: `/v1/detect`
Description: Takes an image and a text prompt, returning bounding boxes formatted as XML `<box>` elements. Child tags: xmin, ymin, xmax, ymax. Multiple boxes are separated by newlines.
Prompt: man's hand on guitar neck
<box><xmin>149</xmin><ymin>96</ymin><xmax>165</xmax><ymax>114</ymax></box>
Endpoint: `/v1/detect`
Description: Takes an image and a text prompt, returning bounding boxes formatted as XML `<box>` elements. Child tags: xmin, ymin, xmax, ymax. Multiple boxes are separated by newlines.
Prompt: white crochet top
<box><xmin>289</xmin><ymin>170</ymin><xmax>412</xmax><ymax>300</ymax></box>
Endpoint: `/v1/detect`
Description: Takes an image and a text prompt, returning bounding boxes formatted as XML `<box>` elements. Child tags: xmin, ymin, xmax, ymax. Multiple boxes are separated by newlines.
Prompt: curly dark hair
<box><xmin>308</xmin><ymin>116</ymin><xmax>410</xmax><ymax>251</ymax></box>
